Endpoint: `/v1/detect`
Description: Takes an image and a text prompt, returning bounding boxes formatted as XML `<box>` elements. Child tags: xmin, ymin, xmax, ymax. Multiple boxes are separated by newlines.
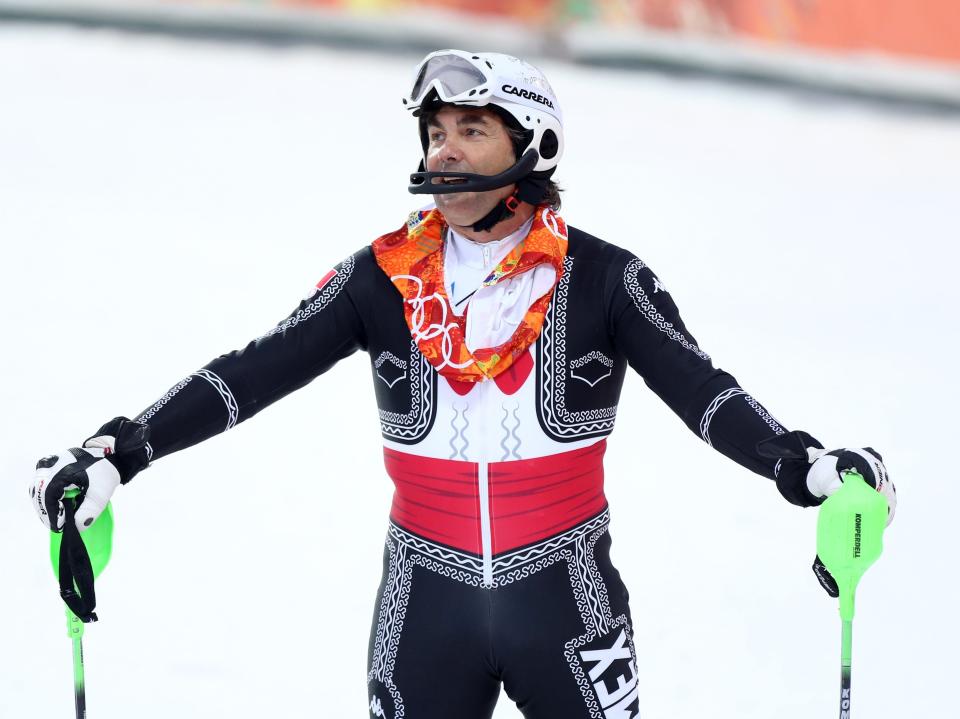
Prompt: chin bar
<box><xmin>408</xmin><ymin>149</ymin><xmax>539</xmax><ymax>195</ymax></box>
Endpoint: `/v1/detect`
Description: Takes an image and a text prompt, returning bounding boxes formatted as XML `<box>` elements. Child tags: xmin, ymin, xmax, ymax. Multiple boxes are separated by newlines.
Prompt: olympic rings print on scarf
<box><xmin>372</xmin><ymin>205</ymin><xmax>568</xmax><ymax>383</ymax></box>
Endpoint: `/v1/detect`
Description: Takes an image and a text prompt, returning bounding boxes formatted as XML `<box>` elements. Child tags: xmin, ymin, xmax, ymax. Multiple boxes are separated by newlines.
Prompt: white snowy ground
<box><xmin>1</xmin><ymin>24</ymin><xmax>959</xmax><ymax>719</ymax></box>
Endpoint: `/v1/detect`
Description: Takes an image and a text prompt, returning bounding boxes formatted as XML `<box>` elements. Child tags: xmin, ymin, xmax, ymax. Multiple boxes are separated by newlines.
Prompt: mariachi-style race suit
<box><xmin>123</xmin><ymin>207</ymin><xmax>803</xmax><ymax>719</ymax></box>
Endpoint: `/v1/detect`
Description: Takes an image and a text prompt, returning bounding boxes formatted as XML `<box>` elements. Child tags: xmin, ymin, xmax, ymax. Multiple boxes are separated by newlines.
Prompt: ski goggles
<box><xmin>404</xmin><ymin>51</ymin><xmax>494</xmax><ymax>113</ymax></box>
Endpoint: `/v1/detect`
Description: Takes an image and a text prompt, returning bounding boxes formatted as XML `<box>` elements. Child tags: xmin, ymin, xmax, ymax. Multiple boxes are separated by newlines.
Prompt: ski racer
<box><xmin>31</xmin><ymin>50</ymin><xmax>897</xmax><ymax>719</ymax></box>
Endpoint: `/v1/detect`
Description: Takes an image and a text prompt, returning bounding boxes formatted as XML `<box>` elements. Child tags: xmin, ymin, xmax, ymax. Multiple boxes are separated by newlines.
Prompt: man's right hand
<box><xmin>30</xmin><ymin>417</ymin><xmax>150</xmax><ymax>532</ymax></box>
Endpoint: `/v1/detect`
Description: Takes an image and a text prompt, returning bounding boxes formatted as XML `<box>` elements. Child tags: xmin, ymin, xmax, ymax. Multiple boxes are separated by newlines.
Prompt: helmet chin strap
<box><xmin>409</xmin><ymin>149</ymin><xmax>539</xmax><ymax>195</ymax></box>
<box><xmin>469</xmin><ymin>168</ymin><xmax>553</xmax><ymax>233</ymax></box>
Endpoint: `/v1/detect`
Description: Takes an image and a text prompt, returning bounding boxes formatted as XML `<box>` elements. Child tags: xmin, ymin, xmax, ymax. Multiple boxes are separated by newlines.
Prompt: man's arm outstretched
<box><xmin>31</xmin><ymin>250</ymin><xmax>370</xmax><ymax>533</ymax></box>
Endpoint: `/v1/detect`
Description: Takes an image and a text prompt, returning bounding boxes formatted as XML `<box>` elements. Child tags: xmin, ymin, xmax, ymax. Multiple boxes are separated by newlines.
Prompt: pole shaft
<box><xmin>839</xmin><ymin>619</ymin><xmax>852</xmax><ymax>719</ymax></box>
<box><xmin>72</xmin><ymin>635</ymin><xmax>86</xmax><ymax>719</ymax></box>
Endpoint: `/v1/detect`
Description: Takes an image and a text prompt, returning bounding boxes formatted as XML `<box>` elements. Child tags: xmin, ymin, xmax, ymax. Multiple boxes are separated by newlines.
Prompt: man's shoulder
<box><xmin>566</xmin><ymin>224</ymin><xmax>638</xmax><ymax>268</ymax></box>
<box><xmin>342</xmin><ymin>244</ymin><xmax>390</xmax><ymax>284</ymax></box>
<box><xmin>315</xmin><ymin>244</ymin><xmax>390</xmax><ymax>303</ymax></box>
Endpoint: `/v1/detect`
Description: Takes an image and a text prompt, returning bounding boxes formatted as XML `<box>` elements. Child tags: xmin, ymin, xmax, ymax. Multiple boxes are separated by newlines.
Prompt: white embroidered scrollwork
<box><xmin>375</xmin><ymin>351</ymin><xmax>407</xmax><ymax>370</ymax></box>
<box><xmin>136</xmin><ymin>376</ymin><xmax>192</xmax><ymax>424</ymax></box>
<box><xmin>135</xmin><ymin>375</ymin><xmax>194</xmax><ymax>460</ymax></box>
<box><xmin>133</xmin><ymin>367</ymin><xmax>239</xmax><ymax>461</ymax></box>
<box><xmin>387</xmin><ymin>510</ymin><xmax>611</xmax><ymax>586</ymax></box>
<box><xmin>368</xmin><ymin>537</ymin><xmax>409</xmax><ymax>718</ymax></box>
<box><xmin>258</xmin><ymin>254</ymin><xmax>356</xmax><ymax>340</ymax></box>
<box><xmin>701</xmin><ymin>386</ymin><xmax>785</xmax><ymax>446</ymax></box>
<box><xmin>193</xmin><ymin>369</ymin><xmax>239</xmax><ymax>431</ymax></box>
<box><xmin>539</xmin><ymin>257</ymin><xmax>619</xmax><ymax>439</ymax></box>
<box><xmin>569</xmin><ymin>351</ymin><xmax>614</xmax><ymax>388</ymax></box>
<box><xmin>623</xmin><ymin>257</ymin><xmax>710</xmax><ymax>361</ymax></box>
<box><xmin>374</xmin><ymin>351</ymin><xmax>408</xmax><ymax>389</ymax></box>
<box><xmin>570</xmin><ymin>351</ymin><xmax>614</xmax><ymax>370</ymax></box>
<box><xmin>379</xmin><ymin>340</ymin><xmax>435</xmax><ymax>442</ymax></box>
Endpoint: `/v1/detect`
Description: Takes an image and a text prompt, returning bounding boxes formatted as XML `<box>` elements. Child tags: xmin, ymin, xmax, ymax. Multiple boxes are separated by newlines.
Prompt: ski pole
<box><xmin>815</xmin><ymin>470</ymin><xmax>887</xmax><ymax>719</ymax></box>
<box><xmin>50</xmin><ymin>489</ymin><xmax>115</xmax><ymax>719</ymax></box>
<box><xmin>65</xmin><ymin>609</ymin><xmax>86</xmax><ymax>719</ymax></box>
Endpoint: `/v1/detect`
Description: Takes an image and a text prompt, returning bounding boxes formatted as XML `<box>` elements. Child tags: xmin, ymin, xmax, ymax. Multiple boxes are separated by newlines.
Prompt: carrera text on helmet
<box><xmin>500</xmin><ymin>84</ymin><xmax>555</xmax><ymax>109</ymax></box>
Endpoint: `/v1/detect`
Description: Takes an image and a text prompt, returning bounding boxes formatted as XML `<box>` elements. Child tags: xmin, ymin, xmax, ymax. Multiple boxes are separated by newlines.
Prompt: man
<box><xmin>31</xmin><ymin>50</ymin><xmax>896</xmax><ymax>718</ymax></box>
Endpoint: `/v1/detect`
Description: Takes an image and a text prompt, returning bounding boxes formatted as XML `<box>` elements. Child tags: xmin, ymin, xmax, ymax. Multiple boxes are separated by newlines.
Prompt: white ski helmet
<box><xmin>404</xmin><ymin>49</ymin><xmax>564</xmax><ymax>196</ymax></box>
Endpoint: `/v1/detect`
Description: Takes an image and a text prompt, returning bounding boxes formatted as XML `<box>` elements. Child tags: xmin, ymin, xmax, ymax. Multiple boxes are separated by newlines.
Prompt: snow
<box><xmin>1</xmin><ymin>25</ymin><xmax>959</xmax><ymax>719</ymax></box>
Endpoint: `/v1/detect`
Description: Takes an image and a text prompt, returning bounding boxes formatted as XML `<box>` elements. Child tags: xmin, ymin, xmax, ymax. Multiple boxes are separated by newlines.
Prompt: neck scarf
<box><xmin>372</xmin><ymin>205</ymin><xmax>568</xmax><ymax>383</ymax></box>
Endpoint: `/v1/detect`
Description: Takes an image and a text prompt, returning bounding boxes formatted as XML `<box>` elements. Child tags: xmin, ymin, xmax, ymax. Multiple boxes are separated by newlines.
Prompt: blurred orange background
<box><xmin>274</xmin><ymin>0</ymin><xmax>960</xmax><ymax>63</ymax></box>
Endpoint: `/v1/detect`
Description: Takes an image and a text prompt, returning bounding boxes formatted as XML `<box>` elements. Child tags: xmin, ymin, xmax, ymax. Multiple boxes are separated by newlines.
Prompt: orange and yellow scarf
<box><xmin>372</xmin><ymin>205</ymin><xmax>568</xmax><ymax>383</ymax></box>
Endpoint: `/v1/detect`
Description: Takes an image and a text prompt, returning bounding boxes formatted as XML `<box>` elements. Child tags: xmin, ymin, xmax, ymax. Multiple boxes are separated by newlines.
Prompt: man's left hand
<box><xmin>807</xmin><ymin>446</ymin><xmax>897</xmax><ymax>522</ymax></box>
<box><xmin>806</xmin><ymin>446</ymin><xmax>896</xmax><ymax>596</ymax></box>
<box><xmin>757</xmin><ymin>432</ymin><xmax>897</xmax><ymax>597</ymax></box>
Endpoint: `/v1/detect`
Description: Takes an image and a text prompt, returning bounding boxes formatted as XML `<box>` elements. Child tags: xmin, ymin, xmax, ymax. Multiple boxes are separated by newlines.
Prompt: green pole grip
<box><xmin>49</xmin><ymin>490</ymin><xmax>114</xmax><ymax>580</ymax></box>
<box><xmin>816</xmin><ymin>471</ymin><xmax>887</xmax><ymax>621</ymax></box>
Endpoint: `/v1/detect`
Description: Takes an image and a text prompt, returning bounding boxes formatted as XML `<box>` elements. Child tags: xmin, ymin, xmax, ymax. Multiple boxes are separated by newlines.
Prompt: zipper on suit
<box><xmin>478</xmin><ymin>458</ymin><xmax>493</xmax><ymax>587</ymax></box>
<box><xmin>477</xmin><ymin>381</ymin><xmax>493</xmax><ymax>587</ymax></box>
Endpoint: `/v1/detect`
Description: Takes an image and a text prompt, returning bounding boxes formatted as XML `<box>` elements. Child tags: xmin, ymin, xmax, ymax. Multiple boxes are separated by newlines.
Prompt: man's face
<box><xmin>424</xmin><ymin>106</ymin><xmax>517</xmax><ymax>227</ymax></box>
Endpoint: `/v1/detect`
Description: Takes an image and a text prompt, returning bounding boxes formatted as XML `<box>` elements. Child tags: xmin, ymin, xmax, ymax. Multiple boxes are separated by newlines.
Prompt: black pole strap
<box><xmin>59</xmin><ymin>497</ymin><xmax>98</xmax><ymax>623</ymax></box>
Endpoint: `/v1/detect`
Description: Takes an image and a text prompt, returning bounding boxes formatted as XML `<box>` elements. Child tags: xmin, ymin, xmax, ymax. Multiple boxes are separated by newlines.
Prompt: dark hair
<box><xmin>419</xmin><ymin>106</ymin><xmax>563</xmax><ymax>212</ymax></box>
<box><xmin>503</xmin><ymin>124</ymin><xmax>563</xmax><ymax>212</ymax></box>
